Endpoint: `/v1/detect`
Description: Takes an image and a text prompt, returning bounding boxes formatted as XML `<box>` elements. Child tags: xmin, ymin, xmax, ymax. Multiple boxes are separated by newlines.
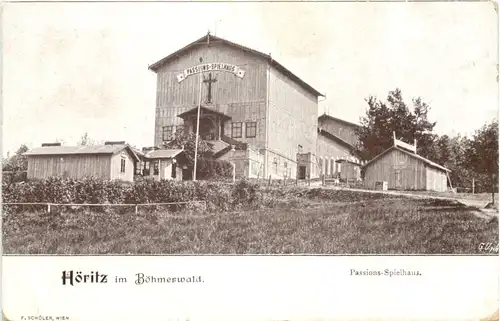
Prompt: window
<box><xmin>231</xmin><ymin>122</ymin><xmax>242</xmax><ymax>138</ymax></box>
<box><xmin>175</xmin><ymin>125</ymin><xmax>185</xmax><ymax>137</ymax></box>
<box><xmin>284</xmin><ymin>162</ymin><xmax>288</xmax><ymax>178</ymax></box>
<box><xmin>245</xmin><ymin>122</ymin><xmax>257</xmax><ymax>138</ymax></box>
<box><xmin>153</xmin><ymin>162</ymin><xmax>159</xmax><ymax>175</ymax></box>
<box><xmin>120</xmin><ymin>157</ymin><xmax>126</xmax><ymax>173</ymax></box>
<box><xmin>162</xmin><ymin>126</ymin><xmax>174</xmax><ymax>141</ymax></box>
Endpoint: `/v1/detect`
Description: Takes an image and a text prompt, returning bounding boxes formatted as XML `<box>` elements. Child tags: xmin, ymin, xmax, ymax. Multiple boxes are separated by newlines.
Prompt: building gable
<box><xmin>148</xmin><ymin>33</ymin><xmax>323</xmax><ymax>98</ymax></box>
<box><xmin>318</xmin><ymin>114</ymin><xmax>360</xmax><ymax>147</ymax></box>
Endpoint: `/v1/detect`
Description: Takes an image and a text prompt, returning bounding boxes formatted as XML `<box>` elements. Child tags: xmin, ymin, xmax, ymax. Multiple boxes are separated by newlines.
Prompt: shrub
<box><xmin>231</xmin><ymin>179</ymin><xmax>261</xmax><ymax>209</ymax></box>
<box><xmin>196</xmin><ymin>158</ymin><xmax>233</xmax><ymax>180</ymax></box>
<box><xmin>2</xmin><ymin>177</ymin><xmax>255</xmax><ymax>214</ymax></box>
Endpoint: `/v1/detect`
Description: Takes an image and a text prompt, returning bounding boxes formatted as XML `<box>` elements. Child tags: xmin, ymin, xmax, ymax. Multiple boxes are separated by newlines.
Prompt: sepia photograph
<box><xmin>2</xmin><ymin>1</ymin><xmax>498</xmax><ymax>255</ymax></box>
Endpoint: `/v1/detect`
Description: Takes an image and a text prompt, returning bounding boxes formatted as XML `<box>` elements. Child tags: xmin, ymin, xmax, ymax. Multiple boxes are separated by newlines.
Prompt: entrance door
<box><xmin>182</xmin><ymin>168</ymin><xmax>192</xmax><ymax>181</ymax></box>
<box><xmin>193</xmin><ymin>116</ymin><xmax>217</xmax><ymax>140</ymax></box>
<box><xmin>298</xmin><ymin>166</ymin><xmax>307</xmax><ymax>180</ymax></box>
<box><xmin>394</xmin><ymin>170</ymin><xmax>402</xmax><ymax>190</ymax></box>
<box><xmin>171</xmin><ymin>163</ymin><xmax>177</xmax><ymax>179</ymax></box>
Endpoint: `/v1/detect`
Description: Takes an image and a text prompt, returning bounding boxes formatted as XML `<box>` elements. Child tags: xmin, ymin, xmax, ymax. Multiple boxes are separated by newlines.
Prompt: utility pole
<box><xmin>193</xmin><ymin>57</ymin><xmax>203</xmax><ymax>181</ymax></box>
<box><xmin>193</xmin><ymin>33</ymin><xmax>210</xmax><ymax>181</ymax></box>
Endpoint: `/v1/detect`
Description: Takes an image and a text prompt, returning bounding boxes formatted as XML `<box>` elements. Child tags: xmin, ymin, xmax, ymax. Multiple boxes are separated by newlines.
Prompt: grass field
<box><xmin>3</xmin><ymin>192</ymin><xmax>498</xmax><ymax>255</ymax></box>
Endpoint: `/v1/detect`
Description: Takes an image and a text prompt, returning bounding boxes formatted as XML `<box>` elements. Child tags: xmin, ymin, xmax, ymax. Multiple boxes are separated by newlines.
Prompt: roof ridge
<box><xmin>148</xmin><ymin>33</ymin><xmax>324</xmax><ymax>98</ymax></box>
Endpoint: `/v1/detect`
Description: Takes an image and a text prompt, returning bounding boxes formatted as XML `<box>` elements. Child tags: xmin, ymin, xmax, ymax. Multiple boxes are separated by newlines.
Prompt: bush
<box><xmin>231</xmin><ymin>179</ymin><xmax>261</xmax><ymax>209</ymax></box>
<box><xmin>196</xmin><ymin>158</ymin><xmax>233</xmax><ymax>180</ymax></box>
<box><xmin>1</xmin><ymin>177</ymin><xmax>401</xmax><ymax>216</ymax></box>
<box><xmin>2</xmin><ymin>177</ymin><xmax>255</xmax><ymax>214</ymax></box>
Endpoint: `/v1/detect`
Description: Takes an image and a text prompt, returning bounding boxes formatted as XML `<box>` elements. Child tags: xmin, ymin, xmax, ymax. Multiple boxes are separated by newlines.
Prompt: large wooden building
<box><xmin>362</xmin><ymin>137</ymin><xmax>450</xmax><ymax>192</ymax></box>
<box><xmin>148</xmin><ymin>33</ymin><xmax>362</xmax><ymax>179</ymax></box>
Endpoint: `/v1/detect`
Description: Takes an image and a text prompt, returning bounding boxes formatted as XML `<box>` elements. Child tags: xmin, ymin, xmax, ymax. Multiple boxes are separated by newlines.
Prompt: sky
<box><xmin>2</xmin><ymin>1</ymin><xmax>498</xmax><ymax>156</ymax></box>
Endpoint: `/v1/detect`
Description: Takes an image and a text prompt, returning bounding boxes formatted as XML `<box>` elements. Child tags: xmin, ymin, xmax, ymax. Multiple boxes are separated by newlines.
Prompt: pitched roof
<box><xmin>24</xmin><ymin>144</ymin><xmax>140</xmax><ymax>162</ymax></box>
<box><xmin>177</xmin><ymin>105</ymin><xmax>232</xmax><ymax>120</ymax></box>
<box><xmin>146</xmin><ymin>149</ymin><xmax>184</xmax><ymax>159</ymax></box>
<box><xmin>362</xmin><ymin>146</ymin><xmax>450</xmax><ymax>172</ymax></box>
<box><xmin>318</xmin><ymin>113</ymin><xmax>361</xmax><ymax>129</ymax></box>
<box><xmin>148</xmin><ymin>33</ymin><xmax>324</xmax><ymax>98</ymax></box>
<box><xmin>336</xmin><ymin>159</ymin><xmax>362</xmax><ymax>166</ymax></box>
<box><xmin>317</xmin><ymin>128</ymin><xmax>355</xmax><ymax>150</ymax></box>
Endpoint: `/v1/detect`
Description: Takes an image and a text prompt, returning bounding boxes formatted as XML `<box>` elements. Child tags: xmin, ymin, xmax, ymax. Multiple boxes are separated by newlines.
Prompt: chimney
<box><xmin>42</xmin><ymin>143</ymin><xmax>61</xmax><ymax>147</ymax></box>
<box><xmin>414</xmin><ymin>139</ymin><xmax>417</xmax><ymax>153</ymax></box>
<box><xmin>104</xmin><ymin>141</ymin><xmax>126</xmax><ymax>146</ymax></box>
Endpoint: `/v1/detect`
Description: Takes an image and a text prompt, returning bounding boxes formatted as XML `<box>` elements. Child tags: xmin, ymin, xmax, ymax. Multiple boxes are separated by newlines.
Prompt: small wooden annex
<box><xmin>362</xmin><ymin>138</ymin><xmax>451</xmax><ymax>192</ymax></box>
<box><xmin>24</xmin><ymin>142</ymin><xmax>140</xmax><ymax>182</ymax></box>
<box><xmin>136</xmin><ymin>149</ymin><xmax>186</xmax><ymax>181</ymax></box>
<box><xmin>336</xmin><ymin>158</ymin><xmax>362</xmax><ymax>182</ymax></box>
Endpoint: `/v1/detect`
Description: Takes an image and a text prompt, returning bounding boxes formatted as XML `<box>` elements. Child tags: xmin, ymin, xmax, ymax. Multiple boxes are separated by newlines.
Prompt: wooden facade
<box><xmin>25</xmin><ymin>145</ymin><xmax>138</xmax><ymax>182</ymax></box>
<box><xmin>316</xmin><ymin>130</ymin><xmax>359</xmax><ymax>177</ymax></box>
<box><xmin>149</xmin><ymin>34</ymin><xmax>324</xmax><ymax>180</ymax></box>
<box><xmin>318</xmin><ymin>114</ymin><xmax>360</xmax><ymax>147</ymax></box>
<box><xmin>362</xmin><ymin>147</ymin><xmax>449</xmax><ymax>192</ymax></box>
<box><xmin>135</xmin><ymin>149</ymin><xmax>186</xmax><ymax>181</ymax></box>
<box><xmin>336</xmin><ymin>159</ymin><xmax>362</xmax><ymax>182</ymax></box>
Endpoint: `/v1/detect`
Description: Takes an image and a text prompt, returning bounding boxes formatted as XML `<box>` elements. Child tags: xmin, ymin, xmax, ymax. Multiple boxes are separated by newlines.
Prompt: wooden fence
<box><xmin>1</xmin><ymin>201</ymin><xmax>207</xmax><ymax>214</ymax></box>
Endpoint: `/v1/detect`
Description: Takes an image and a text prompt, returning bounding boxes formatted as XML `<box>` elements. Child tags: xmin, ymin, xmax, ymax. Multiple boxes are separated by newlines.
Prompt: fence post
<box><xmin>472</xmin><ymin>179</ymin><xmax>475</xmax><ymax>194</ymax></box>
<box><xmin>135</xmin><ymin>205</ymin><xmax>138</xmax><ymax>214</ymax></box>
<box><xmin>47</xmin><ymin>203</ymin><xmax>51</xmax><ymax>213</ymax></box>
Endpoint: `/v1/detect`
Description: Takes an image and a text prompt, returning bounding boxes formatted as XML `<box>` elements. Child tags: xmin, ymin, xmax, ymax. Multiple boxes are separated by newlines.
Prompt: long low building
<box><xmin>24</xmin><ymin>142</ymin><xmax>140</xmax><ymax>181</ymax></box>
<box><xmin>24</xmin><ymin>142</ymin><xmax>188</xmax><ymax>182</ymax></box>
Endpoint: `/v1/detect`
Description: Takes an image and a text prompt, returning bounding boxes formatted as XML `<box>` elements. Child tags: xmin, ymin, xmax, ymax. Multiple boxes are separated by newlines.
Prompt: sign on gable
<box><xmin>177</xmin><ymin>63</ymin><xmax>246</xmax><ymax>82</ymax></box>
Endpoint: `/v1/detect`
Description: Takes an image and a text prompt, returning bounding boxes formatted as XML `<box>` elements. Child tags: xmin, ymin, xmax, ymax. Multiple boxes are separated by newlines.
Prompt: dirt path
<box><xmin>320</xmin><ymin>185</ymin><xmax>498</xmax><ymax>220</ymax></box>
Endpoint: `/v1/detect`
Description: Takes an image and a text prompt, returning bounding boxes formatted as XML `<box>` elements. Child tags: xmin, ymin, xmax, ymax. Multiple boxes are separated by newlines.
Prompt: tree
<box><xmin>2</xmin><ymin>144</ymin><xmax>29</xmax><ymax>172</ymax></box>
<box><xmin>467</xmin><ymin>120</ymin><xmax>499</xmax><ymax>204</ymax></box>
<box><xmin>77</xmin><ymin>132</ymin><xmax>96</xmax><ymax>146</ymax></box>
<box><xmin>163</xmin><ymin>132</ymin><xmax>214</xmax><ymax>166</ymax></box>
<box><xmin>355</xmin><ymin>88</ymin><xmax>438</xmax><ymax>161</ymax></box>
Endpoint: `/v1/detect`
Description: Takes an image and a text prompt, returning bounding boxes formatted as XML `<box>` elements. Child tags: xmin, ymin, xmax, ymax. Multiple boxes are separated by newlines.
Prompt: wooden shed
<box><xmin>24</xmin><ymin>143</ymin><xmax>140</xmax><ymax>182</ymax></box>
<box><xmin>362</xmin><ymin>145</ymin><xmax>450</xmax><ymax>192</ymax></box>
<box><xmin>336</xmin><ymin>158</ymin><xmax>362</xmax><ymax>182</ymax></box>
<box><xmin>137</xmin><ymin>149</ymin><xmax>186</xmax><ymax>181</ymax></box>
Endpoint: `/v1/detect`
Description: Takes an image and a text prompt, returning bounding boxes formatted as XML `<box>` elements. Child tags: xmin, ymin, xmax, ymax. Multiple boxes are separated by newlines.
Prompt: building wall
<box><xmin>426</xmin><ymin>167</ymin><xmax>448</xmax><ymax>192</ymax></box>
<box><xmin>218</xmin><ymin>147</ymin><xmax>265</xmax><ymax>178</ymax></box>
<box><xmin>297</xmin><ymin>152</ymin><xmax>317</xmax><ymax>180</ymax></box>
<box><xmin>338</xmin><ymin>162</ymin><xmax>361</xmax><ymax>181</ymax></box>
<box><xmin>27</xmin><ymin>155</ymin><xmax>112</xmax><ymax>180</ymax></box>
<box><xmin>318</xmin><ymin>117</ymin><xmax>359</xmax><ymax>147</ymax></box>
<box><xmin>153</xmin><ymin>43</ymin><xmax>268</xmax><ymax>148</ymax></box>
<box><xmin>363</xmin><ymin>149</ymin><xmax>427</xmax><ymax>190</ymax></box>
<box><xmin>144</xmin><ymin>159</ymin><xmax>183</xmax><ymax>181</ymax></box>
<box><xmin>110</xmin><ymin>151</ymin><xmax>136</xmax><ymax>182</ymax></box>
<box><xmin>267</xmin><ymin>65</ymin><xmax>319</xmax><ymax>178</ymax></box>
<box><xmin>316</xmin><ymin>134</ymin><xmax>355</xmax><ymax>177</ymax></box>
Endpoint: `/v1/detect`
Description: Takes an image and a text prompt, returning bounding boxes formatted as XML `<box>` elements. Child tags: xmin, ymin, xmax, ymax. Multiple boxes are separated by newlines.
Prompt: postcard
<box><xmin>2</xmin><ymin>1</ymin><xmax>498</xmax><ymax>320</ymax></box>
